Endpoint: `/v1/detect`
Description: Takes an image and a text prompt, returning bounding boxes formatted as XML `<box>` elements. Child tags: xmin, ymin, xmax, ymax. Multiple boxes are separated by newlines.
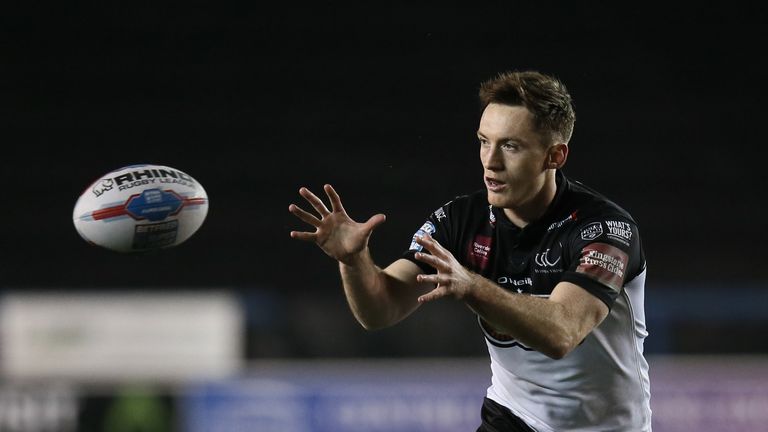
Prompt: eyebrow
<box><xmin>477</xmin><ymin>131</ymin><xmax>527</xmax><ymax>145</ymax></box>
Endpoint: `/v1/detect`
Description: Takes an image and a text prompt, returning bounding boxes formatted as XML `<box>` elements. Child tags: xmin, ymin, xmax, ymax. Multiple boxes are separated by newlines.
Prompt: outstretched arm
<box><xmin>413</xmin><ymin>234</ymin><xmax>608</xmax><ymax>359</ymax></box>
<box><xmin>289</xmin><ymin>185</ymin><xmax>432</xmax><ymax>330</ymax></box>
<box><xmin>340</xmin><ymin>257</ymin><xmax>433</xmax><ymax>330</ymax></box>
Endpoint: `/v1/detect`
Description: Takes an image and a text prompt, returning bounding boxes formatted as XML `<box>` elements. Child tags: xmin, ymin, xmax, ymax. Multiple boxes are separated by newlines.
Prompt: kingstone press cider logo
<box><xmin>92</xmin><ymin>167</ymin><xmax>196</xmax><ymax>197</ymax></box>
<box><xmin>577</xmin><ymin>243</ymin><xmax>628</xmax><ymax>293</ymax></box>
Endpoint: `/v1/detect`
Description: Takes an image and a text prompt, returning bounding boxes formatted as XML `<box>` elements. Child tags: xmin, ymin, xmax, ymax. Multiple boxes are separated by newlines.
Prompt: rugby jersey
<box><xmin>403</xmin><ymin>171</ymin><xmax>651</xmax><ymax>431</ymax></box>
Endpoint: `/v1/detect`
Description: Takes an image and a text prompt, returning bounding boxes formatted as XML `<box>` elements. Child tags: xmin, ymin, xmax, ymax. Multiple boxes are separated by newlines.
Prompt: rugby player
<box><xmin>289</xmin><ymin>70</ymin><xmax>651</xmax><ymax>431</ymax></box>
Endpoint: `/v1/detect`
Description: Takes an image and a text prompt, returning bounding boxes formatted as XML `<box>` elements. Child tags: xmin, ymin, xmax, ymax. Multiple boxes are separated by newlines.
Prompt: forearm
<box><xmin>464</xmin><ymin>275</ymin><xmax>576</xmax><ymax>359</ymax></box>
<box><xmin>339</xmin><ymin>251</ymin><xmax>417</xmax><ymax>330</ymax></box>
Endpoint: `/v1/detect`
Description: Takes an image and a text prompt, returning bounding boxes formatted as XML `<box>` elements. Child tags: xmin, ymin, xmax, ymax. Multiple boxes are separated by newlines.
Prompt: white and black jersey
<box><xmin>403</xmin><ymin>171</ymin><xmax>652</xmax><ymax>432</ymax></box>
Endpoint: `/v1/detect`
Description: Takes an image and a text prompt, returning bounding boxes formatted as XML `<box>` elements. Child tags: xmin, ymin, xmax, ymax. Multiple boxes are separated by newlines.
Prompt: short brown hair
<box><xmin>479</xmin><ymin>70</ymin><xmax>575</xmax><ymax>145</ymax></box>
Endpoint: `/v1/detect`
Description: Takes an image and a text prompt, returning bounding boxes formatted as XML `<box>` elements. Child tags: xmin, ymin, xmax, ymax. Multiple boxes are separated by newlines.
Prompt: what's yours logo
<box><xmin>605</xmin><ymin>220</ymin><xmax>633</xmax><ymax>246</ymax></box>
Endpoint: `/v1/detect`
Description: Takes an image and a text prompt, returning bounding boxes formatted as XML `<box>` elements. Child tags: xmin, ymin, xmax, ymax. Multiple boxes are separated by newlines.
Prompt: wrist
<box><xmin>338</xmin><ymin>248</ymin><xmax>370</xmax><ymax>267</ymax></box>
<box><xmin>463</xmin><ymin>272</ymin><xmax>488</xmax><ymax>303</ymax></box>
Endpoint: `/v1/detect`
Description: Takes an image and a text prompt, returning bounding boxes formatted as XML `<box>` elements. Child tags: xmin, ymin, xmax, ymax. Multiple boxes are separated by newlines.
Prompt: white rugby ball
<box><xmin>73</xmin><ymin>164</ymin><xmax>209</xmax><ymax>252</ymax></box>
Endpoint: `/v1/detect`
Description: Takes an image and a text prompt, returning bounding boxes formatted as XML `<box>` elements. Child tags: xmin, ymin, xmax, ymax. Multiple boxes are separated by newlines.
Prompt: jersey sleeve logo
<box><xmin>409</xmin><ymin>221</ymin><xmax>436</xmax><ymax>252</ymax></box>
<box><xmin>580</xmin><ymin>221</ymin><xmax>604</xmax><ymax>240</ymax></box>
<box><xmin>576</xmin><ymin>242</ymin><xmax>629</xmax><ymax>293</ymax></box>
<box><xmin>605</xmin><ymin>220</ymin><xmax>633</xmax><ymax>246</ymax></box>
<box><xmin>434</xmin><ymin>207</ymin><xmax>446</xmax><ymax>221</ymax></box>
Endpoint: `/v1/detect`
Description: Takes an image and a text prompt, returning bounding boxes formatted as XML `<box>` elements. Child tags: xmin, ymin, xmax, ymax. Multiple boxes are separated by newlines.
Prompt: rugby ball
<box><xmin>73</xmin><ymin>164</ymin><xmax>209</xmax><ymax>252</ymax></box>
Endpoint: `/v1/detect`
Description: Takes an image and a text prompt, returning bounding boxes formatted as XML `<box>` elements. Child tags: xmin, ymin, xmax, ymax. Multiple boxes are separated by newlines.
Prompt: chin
<box><xmin>486</xmin><ymin>191</ymin><xmax>512</xmax><ymax>208</ymax></box>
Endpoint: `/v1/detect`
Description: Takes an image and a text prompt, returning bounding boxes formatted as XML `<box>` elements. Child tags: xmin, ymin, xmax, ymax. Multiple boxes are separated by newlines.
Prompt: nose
<box><xmin>481</xmin><ymin>144</ymin><xmax>504</xmax><ymax>171</ymax></box>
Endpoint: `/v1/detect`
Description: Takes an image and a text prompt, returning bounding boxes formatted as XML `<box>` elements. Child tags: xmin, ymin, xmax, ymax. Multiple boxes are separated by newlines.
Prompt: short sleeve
<box><xmin>560</xmin><ymin>217</ymin><xmax>642</xmax><ymax>308</ymax></box>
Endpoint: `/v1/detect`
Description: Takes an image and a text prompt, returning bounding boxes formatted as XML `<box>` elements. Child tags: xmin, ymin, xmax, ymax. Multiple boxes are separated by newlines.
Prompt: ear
<box><xmin>546</xmin><ymin>143</ymin><xmax>569</xmax><ymax>170</ymax></box>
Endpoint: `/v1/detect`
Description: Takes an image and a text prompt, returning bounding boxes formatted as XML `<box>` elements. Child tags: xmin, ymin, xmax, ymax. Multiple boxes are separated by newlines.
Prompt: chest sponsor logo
<box><xmin>605</xmin><ymin>220</ymin><xmax>633</xmax><ymax>245</ymax></box>
<box><xmin>580</xmin><ymin>222</ymin><xmax>604</xmax><ymax>240</ymax></box>
<box><xmin>409</xmin><ymin>221</ymin><xmax>436</xmax><ymax>252</ymax></box>
<box><xmin>466</xmin><ymin>235</ymin><xmax>492</xmax><ymax>271</ymax></box>
<box><xmin>548</xmin><ymin>210</ymin><xmax>578</xmax><ymax>231</ymax></box>
<box><xmin>497</xmin><ymin>276</ymin><xmax>532</xmax><ymax>293</ymax></box>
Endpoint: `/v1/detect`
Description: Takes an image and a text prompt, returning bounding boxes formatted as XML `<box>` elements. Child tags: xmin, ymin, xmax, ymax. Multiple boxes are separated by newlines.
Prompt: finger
<box><xmin>364</xmin><ymin>213</ymin><xmax>387</xmax><ymax>231</ymax></box>
<box><xmin>288</xmin><ymin>204</ymin><xmax>322</xmax><ymax>227</ymax></box>
<box><xmin>324</xmin><ymin>184</ymin><xmax>346</xmax><ymax>213</ymax></box>
<box><xmin>289</xmin><ymin>231</ymin><xmax>318</xmax><ymax>242</ymax></box>
<box><xmin>299</xmin><ymin>187</ymin><xmax>331</xmax><ymax>217</ymax></box>
<box><xmin>418</xmin><ymin>285</ymin><xmax>449</xmax><ymax>303</ymax></box>
<box><xmin>416</xmin><ymin>273</ymin><xmax>445</xmax><ymax>284</ymax></box>
<box><xmin>413</xmin><ymin>251</ymin><xmax>447</xmax><ymax>271</ymax></box>
<box><xmin>415</xmin><ymin>234</ymin><xmax>449</xmax><ymax>259</ymax></box>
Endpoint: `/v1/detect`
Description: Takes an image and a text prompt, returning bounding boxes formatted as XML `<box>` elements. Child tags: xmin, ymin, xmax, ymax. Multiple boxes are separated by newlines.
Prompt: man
<box><xmin>289</xmin><ymin>70</ymin><xmax>651</xmax><ymax>431</ymax></box>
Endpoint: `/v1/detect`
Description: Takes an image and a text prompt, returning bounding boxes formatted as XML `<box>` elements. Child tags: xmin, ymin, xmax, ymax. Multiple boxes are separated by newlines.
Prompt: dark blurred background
<box><xmin>2</xmin><ymin>3</ymin><xmax>767</xmax><ymax>359</ymax></box>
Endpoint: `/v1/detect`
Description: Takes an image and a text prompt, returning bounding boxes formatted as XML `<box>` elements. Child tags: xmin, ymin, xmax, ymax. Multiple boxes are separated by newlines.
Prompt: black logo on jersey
<box><xmin>580</xmin><ymin>222</ymin><xmax>604</xmax><ymax>240</ymax></box>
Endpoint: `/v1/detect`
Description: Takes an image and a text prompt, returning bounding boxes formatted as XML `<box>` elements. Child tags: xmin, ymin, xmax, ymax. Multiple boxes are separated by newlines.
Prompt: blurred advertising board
<box><xmin>0</xmin><ymin>357</ymin><xmax>767</xmax><ymax>431</ymax></box>
<box><xmin>0</xmin><ymin>383</ymin><xmax>78</xmax><ymax>432</ymax></box>
<box><xmin>650</xmin><ymin>355</ymin><xmax>768</xmax><ymax>432</ymax></box>
<box><xmin>0</xmin><ymin>383</ymin><xmax>175</xmax><ymax>432</ymax></box>
<box><xmin>180</xmin><ymin>359</ymin><xmax>489</xmax><ymax>432</ymax></box>
<box><xmin>179</xmin><ymin>357</ymin><xmax>768</xmax><ymax>432</ymax></box>
<box><xmin>0</xmin><ymin>290</ymin><xmax>244</xmax><ymax>383</ymax></box>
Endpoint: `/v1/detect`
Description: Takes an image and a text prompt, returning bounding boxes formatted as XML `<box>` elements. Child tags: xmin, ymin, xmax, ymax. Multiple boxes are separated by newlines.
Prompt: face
<box><xmin>478</xmin><ymin>103</ymin><xmax>553</xmax><ymax>210</ymax></box>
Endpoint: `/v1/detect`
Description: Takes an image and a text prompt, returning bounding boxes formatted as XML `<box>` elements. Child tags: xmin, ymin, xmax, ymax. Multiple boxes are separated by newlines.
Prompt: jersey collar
<box><xmin>491</xmin><ymin>170</ymin><xmax>570</xmax><ymax>240</ymax></box>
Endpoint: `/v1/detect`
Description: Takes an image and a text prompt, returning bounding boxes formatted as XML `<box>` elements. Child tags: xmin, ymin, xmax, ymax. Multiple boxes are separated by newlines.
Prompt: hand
<box><xmin>413</xmin><ymin>234</ymin><xmax>476</xmax><ymax>303</ymax></box>
<box><xmin>289</xmin><ymin>184</ymin><xmax>386</xmax><ymax>265</ymax></box>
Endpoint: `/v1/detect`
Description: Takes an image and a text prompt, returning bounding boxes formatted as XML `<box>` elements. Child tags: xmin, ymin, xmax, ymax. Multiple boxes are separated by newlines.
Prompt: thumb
<box><xmin>364</xmin><ymin>213</ymin><xmax>386</xmax><ymax>231</ymax></box>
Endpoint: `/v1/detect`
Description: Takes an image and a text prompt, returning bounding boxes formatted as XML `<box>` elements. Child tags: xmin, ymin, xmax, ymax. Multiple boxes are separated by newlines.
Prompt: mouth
<box><xmin>485</xmin><ymin>176</ymin><xmax>506</xmax><ymax>192</ymax></box>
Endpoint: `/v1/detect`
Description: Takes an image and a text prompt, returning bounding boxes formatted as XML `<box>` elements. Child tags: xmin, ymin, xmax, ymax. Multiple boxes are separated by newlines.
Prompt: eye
<box><xmin>501</xmin><ymin>141</ymin><xmax>520</xmax><ymax>151</ymax></box>
<box><xmin>478</xmin><ymin>138</ymin><xmax>489</xmax><ymax>147</ymax></box>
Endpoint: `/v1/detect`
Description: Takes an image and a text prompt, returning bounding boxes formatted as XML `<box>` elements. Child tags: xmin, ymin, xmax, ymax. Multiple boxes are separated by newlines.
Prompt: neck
<box><xmin>502</xmin><ymin>170</ymin><xmax>558</xmax><ymax>228</ymax></box>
